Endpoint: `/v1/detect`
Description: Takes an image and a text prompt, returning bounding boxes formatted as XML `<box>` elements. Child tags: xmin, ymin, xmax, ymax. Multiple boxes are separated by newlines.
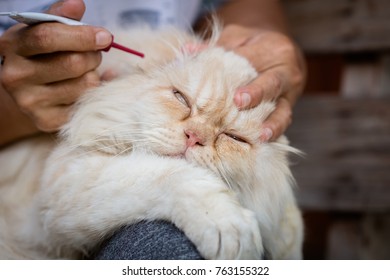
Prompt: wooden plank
<box><xmin>341</xmin><ymin>54</ymin><xmax>390</xmax><ymax>97</ymax></box>
<box><xmin>326</xmin><ymin>218</ymin><xmax>360</xmax><ymax>259</ymax></box>
<box><xmin>286</xmin><ymin>96</ymin><xmax>390</xmax><ymax>211</ymax></box>
<box><xmin>282</xmin><ymin>0</ymin><xmax>390</xmax><ymax>53</ymax></box>
<box><xmin>305</xmin><ymin>54</ymin><xmax>344</xmax><ymax>93</ymax></box>
<box><xmin>325</xmin><ymin>213</ymin><xmax>390</xmax><ymax>259</ymax></box>
<box><xmin>360</xmin><ymin>213</ymin><xmax>390</xmax><ymax>259</ymax></box>
<box><xmin>341</xmin><ymin>60</ymin><xmax>381</xmax><ymax>98</ymax></box>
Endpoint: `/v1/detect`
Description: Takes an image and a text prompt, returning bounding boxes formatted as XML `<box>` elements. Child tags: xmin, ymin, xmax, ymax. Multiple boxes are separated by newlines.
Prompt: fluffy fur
<box><xmin>0</xmin><ymin>26</ymin><xmax>303</xmax><ymax>259</ymax></box>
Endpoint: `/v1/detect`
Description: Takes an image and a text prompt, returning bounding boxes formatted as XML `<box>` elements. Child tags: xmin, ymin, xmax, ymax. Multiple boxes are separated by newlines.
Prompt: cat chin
<box><xmin>156</xmin><ymin>149</ymin><xmax>208</xmax><ymax>170</ymax></box>
<box><xmin>166</xmin><ymin>153</ymin><xmax>185</xmax><ymax>160</ymax></box>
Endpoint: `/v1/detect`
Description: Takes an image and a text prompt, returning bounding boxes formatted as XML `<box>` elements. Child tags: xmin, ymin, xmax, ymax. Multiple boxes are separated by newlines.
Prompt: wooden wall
<box><xmin>282</xmin><ymin>0</ymin><xmax>390</xmax><ymax>53</ymax></box>
<box><xmin>281</xmin><ymin>0</ymin><xmax>390</xmax><ymax>259</ymax></box>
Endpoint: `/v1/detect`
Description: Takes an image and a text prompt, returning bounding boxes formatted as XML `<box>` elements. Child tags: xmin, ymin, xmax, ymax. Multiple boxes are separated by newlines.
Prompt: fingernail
<box><xmin>53</xmin><ymin>0</ymin><xmax>72</xmax><ymax>14</ymax></box>
<box><xmin>95</xmin><ymin>31</ymin><xmax>112</xmax><ymax>48</ymax></box>
<box><xmin>260</xmin><ymin>127</ymin><xmax>273</xmax><ymax>143</ymax></box>
<box><xmin>240</xmin><ymin>92</ymin><xmax>251</xmax><ymax>108</ymax></box>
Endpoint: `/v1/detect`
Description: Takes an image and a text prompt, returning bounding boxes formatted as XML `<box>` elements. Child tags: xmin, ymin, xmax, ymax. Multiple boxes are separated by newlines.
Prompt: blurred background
<box><xmin>282</xmin><ymin>0</ymin><xmax>390</xmax><ymax>259</ymax></box>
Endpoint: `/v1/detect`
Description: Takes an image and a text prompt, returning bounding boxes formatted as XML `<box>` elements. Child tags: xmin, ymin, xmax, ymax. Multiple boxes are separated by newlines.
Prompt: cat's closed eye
<box><xmin>224</xmin><ymin>133</ymin><xmax>248</xmax><ymax>144</ymax></box>
<box><xmin>172</xmin><ymin>88</ymin><xmax>190</xmax><ymax>108</ymax></box>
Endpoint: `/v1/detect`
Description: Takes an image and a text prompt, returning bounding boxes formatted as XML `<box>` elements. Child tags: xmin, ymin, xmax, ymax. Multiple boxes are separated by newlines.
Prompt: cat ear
<box><xmin>181</xmin><ymin>43</ymin><xmax>209</xmax><ymax>55</ymax></box>
<box><xmin>179</xmin><ymin>17</ymin><xmax>222</xmax><ymax>56</ymax></box>
<box><xmin>169</xmin><ymin>39</ymin><xmax>205</xmax><ymax>63</ymax></box>
<box><xmin>171</xmin><ymin>42</ymin><xmax>210</xmax><ymax>64</ymax></box>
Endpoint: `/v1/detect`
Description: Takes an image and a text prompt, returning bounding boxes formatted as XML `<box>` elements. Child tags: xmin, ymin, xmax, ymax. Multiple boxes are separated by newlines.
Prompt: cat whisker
<box><xmin>216</xmin><ymin>165</ymin><xmax>233</xmax><ymax>190</ymax></box>
<box><xmin>214</xmin><ymin>152</ymin><xmax>242</xmax><ymax>192</ymax></box>
<box><xmin>54</xmin><ymin>138</ymin><xmax>142</xmax><ymax>160</ymax></box>
<box><xmin>55</xmin><ymin>127</ymin><xmax>152</xmax><ymax>156</ymax></box>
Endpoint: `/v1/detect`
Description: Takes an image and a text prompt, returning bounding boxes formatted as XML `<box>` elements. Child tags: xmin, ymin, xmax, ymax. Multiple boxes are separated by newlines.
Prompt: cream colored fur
<box><xmin>0</xmin><ymin>26</ymin><xmax>303</xmax><ymax>259</ymax></box>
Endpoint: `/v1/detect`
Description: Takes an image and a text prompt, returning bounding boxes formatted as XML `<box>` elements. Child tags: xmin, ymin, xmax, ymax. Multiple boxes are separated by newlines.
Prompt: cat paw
<box><xmin>186</xmin><ymin>206</ymin><xmax>263</xmax><ymax>260</ymax></box>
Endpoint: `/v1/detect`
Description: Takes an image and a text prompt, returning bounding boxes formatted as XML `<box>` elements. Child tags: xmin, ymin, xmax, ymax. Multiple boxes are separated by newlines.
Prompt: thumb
<box><xmin>45</xmin><ymin>0</ymin><xmax>86</xmax><ymax>21</ymax></box>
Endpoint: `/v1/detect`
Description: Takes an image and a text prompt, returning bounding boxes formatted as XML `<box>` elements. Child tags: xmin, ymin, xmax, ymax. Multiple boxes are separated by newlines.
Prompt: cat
<box><xmin>0</xmin><ymin>25</ymin><xmax>303</xmax><ymax>260</ymax></box>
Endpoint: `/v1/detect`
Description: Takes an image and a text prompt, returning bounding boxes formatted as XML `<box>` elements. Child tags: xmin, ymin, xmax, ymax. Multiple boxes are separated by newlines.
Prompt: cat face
<box><xmin>137</xmin><ymin>49</ymin><xmax>276</xmax><ymax>178</ymax></box>
<box><xmin>64</xmin><ymin>47</ymin><xmax>280</xmax><ymax>186</ymax></box>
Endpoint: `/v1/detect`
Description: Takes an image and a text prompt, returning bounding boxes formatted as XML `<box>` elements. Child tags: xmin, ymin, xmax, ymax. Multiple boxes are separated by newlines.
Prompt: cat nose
<box><xmin>185</xmin><ymin>129</ymin><xmax>204</xmax><ymax>147</ymax></box>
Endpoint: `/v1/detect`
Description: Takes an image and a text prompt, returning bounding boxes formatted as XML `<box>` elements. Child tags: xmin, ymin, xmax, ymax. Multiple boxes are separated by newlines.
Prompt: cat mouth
<box><xmin>170</xmin><ymin>153</ymin><xmax>185</xmax><ymax>159</ymax></box>
<box><xmin>165</xmin><ymin>147</ymin><xmax>192</xmax><ymax>160</ymax></box>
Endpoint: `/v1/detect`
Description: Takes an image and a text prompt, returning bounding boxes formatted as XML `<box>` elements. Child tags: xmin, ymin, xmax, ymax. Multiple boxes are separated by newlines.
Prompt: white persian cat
<box><xmin>0</xmin><ymin>25</ymin><xmax>303</xmax><ymax>259</ymax></box>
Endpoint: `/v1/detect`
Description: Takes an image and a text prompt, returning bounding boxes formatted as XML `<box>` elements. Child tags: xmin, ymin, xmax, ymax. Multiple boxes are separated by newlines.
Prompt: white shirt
<box><xmin>0</xmin><ymin>0</ymin><xmax>203</xmax><ymax>34</ymax></box>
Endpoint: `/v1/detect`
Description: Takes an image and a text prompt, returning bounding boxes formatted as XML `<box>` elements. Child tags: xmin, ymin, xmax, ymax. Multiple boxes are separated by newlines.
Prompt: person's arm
<box><xmin>0</xmin><ymin>0</ymin><xmax>111</xmax><ymax>147</ymax></box>
<box><xmin>201</xmin><ymin>0</ymin><xmax>307</xmax><ymax>142</ymax></box>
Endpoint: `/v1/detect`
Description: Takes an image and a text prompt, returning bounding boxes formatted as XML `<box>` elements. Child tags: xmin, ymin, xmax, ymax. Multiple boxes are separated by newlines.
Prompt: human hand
<box><xmin>217</xmin><ymin>25</ymin><xmax>307</xmax><ymax>142</ymax></box>
<box><xmin>0</xmin><ymin>0</ymin><xmax>112</xmax><ymax>132</ymax></box>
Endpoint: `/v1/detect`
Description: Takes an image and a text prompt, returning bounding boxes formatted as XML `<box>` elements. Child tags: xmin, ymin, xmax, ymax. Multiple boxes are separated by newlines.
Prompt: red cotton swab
<box><xmin>103</xmin><ymin>38</ymin><xmax>145</xmax><ymax>58</ymax></box>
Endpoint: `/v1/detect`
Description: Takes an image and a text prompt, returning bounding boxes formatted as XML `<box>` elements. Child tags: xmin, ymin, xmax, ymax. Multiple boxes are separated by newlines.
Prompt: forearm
<box><xmin>215</xmin><ymin>0</ymin><xmax>289</xmax><ymax>33</ymax></box>
<box><xmin>0</xmin><ymin>85</ymin><xmax>40</xmax><ymax>148</ymax></box>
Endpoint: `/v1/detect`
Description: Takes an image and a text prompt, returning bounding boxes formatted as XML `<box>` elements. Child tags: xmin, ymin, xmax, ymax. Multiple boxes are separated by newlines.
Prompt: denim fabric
<box><xmin>93</xmin><ymin>220</ymin><xmax>203</xmax><ymax>260</ymax></box>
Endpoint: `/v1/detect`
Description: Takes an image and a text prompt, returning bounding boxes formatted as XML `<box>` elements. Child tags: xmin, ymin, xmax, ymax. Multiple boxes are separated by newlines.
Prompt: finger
<box><xmin>32</xmin><ymin>104</ymin><xmax>73</xmax><ymax>132</ymax></box>
<box><xmin>233</xmin><ymin>32</ymin><xmax>298</xmax><ymax>73</ymax></box>
<box><xmin>14</xmin><ymin>70</ymin><xmax>100</xmax><ymax>112</ymax></box>
<box><xmin>235</xmin><ymin>68</ymin><xmax>287</xmax><ymax>109</ymax></box>
<box><xmin>216</xmin><ymin>24</ymin><xmax>255</xmax><ymax>50</ymax></box>
<box><xmin>260</xmin><ymin>97</ymin><xmax>292</xmax><ymax>142</ymax></box>
<box><xmin>41</xmin><ymin>71</ymin><xmax>100</xmax><ymax>107</ymax></box>
<box><xmin>16</xmin><ymin>24</ymin><xmax>112</xmax><ymax>56</ymax></box>
<box><xmin>0</xmin><ymin>50</ymin><xmax>101</xmax><ymax>89</ymax></box>
<box><xmin>31</xmin><ymin>51</ymin><xmax>102</xmax><ymax>84</ymax></box>
<box><xmin>31</xmin><ymin>69</ymin><xmax>99</xmax><ymax>131</ymax></box>
<box><xmin>46</xmin><ymin>0</ymin><xmax>86</xmax><ymax>20</ymax></box>
<box><xmin>45</xmin><ymin>70</ymin><xmax>101</xmax><ymax>105</ymax></box>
